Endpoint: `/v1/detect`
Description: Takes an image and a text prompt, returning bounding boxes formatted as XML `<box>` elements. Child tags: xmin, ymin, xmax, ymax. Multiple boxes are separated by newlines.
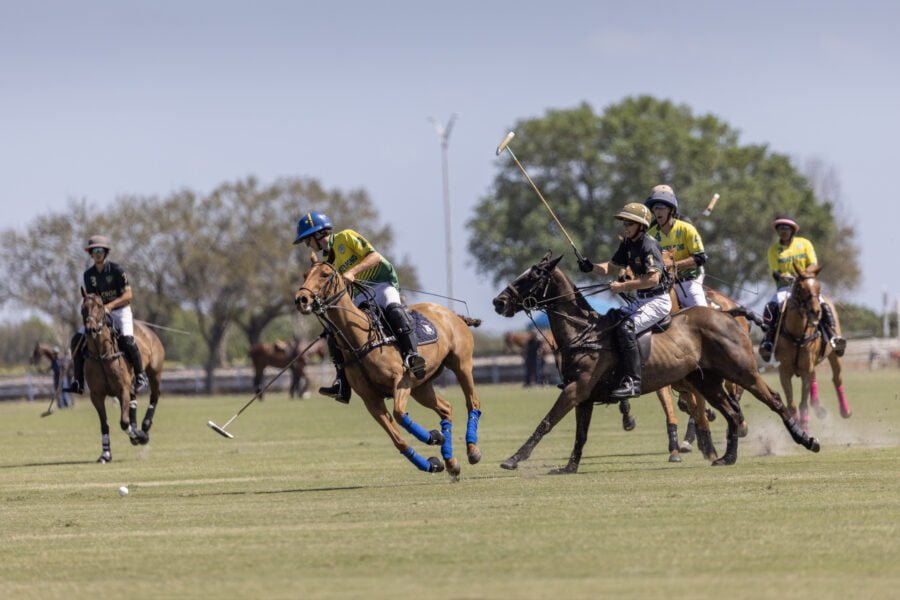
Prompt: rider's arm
<box><xmin>344</xmin><ymin>251</ymin><xmax>382</xmax><ymax>281</ymax></box>
<box><xmin>105</xmin><ymin>287</ymin><xmax>132</xmax><ymax>311</ymax></box>
<box><xmin>614</xmin><ymin>270</ymin><xmax>661</xmax><ymax>293</ymax></box>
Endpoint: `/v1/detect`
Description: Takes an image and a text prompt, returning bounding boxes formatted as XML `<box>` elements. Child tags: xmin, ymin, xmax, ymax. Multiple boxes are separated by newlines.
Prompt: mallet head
<box><xmin>702</xmin><ymin>193</ymin><xmax>720</xmax><ymax>216</ymax></box>
<box><xmin>496</xmin><ymin>131</ymin><xmax>515</xmax><ymax>155</ymax></box>
<box><xmin>207</xmin><ymin>420</ymin><xmax>234</xmax><ymax>439</ymax></box>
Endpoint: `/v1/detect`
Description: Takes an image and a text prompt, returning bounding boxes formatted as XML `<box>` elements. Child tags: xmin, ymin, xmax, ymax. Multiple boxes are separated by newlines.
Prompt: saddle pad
<box><xmin>412</xmin><ymin>310</ymin><xmax>439</xmax><ymax>346</ymax></box>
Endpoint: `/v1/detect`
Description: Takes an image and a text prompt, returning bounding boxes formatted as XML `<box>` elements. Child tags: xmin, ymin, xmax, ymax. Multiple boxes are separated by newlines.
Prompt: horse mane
<box><xmin>551</xmin><ymin>266</ymin><xmax>609</xmax><ymax>324</ymax></box>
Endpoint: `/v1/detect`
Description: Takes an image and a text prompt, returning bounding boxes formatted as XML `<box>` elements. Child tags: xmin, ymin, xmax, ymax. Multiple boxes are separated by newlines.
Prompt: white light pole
<box><xmin>429</xmin><ymin>113</ymin><xmax>458</xmax><ymax>309</ymax></box>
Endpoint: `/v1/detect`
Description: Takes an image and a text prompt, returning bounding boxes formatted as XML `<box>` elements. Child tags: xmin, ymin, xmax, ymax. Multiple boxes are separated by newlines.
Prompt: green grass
<box><xmin>1</xmin><ymin>370</ymin><xmax>898</xmax><ymax>599</ymax></box>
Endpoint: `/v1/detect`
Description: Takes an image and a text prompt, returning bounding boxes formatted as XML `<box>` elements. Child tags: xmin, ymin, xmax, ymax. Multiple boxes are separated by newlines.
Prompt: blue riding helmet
<box><xmin>644</xmin><ymin>188</ymin><xmax>678</xmax><ymax>212</ymax></box>
<box><xmin>293</xmin><ymin>211</ymin><xmax>333</xmax><ymax>245</ymax></box>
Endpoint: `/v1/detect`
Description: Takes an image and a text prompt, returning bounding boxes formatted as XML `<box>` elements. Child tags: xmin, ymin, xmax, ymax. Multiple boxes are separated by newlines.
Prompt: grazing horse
<box><xmin>492</xmin><ymin>252</ymin><xmax>820</xmax><ymax>473</ymax></box>
<box><xmin>249</xmin><ymin>338</ymin><xmax>327</xmax><ymax>399</ymax></box>
<box><xmin>80</xmin><ymin>290</ymin><xmax>165</xmax><ymax>463</ymax></box>
<box><xmin>772</xmin><ymin>265</ymin><xmax>850</xmax><ymax>432</ymax></box>
<box><xmin>294</xmin><ymin>256</ymin><xmax>483</xmax><ymax>478</ymax></box>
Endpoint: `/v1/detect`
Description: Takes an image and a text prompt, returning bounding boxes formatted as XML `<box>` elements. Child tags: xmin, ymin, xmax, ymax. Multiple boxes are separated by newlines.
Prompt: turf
<box><xmin>1</xmin><ymin>369</ymin><xmax>898</xmax><ymax>599</ymax></box>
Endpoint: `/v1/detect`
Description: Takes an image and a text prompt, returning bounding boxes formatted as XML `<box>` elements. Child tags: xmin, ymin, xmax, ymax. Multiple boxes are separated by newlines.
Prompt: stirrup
<box><xmin>319</xmin><ymin>379</ymin><xmax>350</xmax><ymax>403</ymax></box>
<box><xmin>830</xmin><ymin>337</ymin><xmax>847</xmax><ymax>357</ymax></box>
<box><xmin>404</xmin><ymin>353</ymin><xmax>427</xmax><ymax>379</ymax></box>
<box><xmin>610</xmin><ymin>377</ymin><xmax>640</xmax><ymax>399</ymax></box>
<box><xmin>132</xmin><ymin>373</ymin><xmax>148</xmax><ymax>394</ymax></box>
<box><xmin>64</xmin><ymin>381</ymin><xmax>84</xmax><ymax>395</ymax></box>
<box><xmin>759</xmin><ymin>341</ymin><xmax>773</xmax><ymax>362</ymax></box>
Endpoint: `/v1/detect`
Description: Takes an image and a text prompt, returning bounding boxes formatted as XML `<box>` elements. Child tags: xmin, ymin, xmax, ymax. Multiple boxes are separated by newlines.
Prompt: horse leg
<box><xmin>778</xmin><ymin>364</ymin><xmax>797</xmax><ymax>419</ymax></box>
<box><xmin>686</xmin><ymin>374</ymin><xmax>741</xmax><ymax>466</ymax></box>
<box><xmin>411</xmin><ymin>383</ymin><xmax>460</xmax><ymax>480</ymax></box>
<box><xmin>619</xmin><ymin>399</ymin><xmax>636</xmax><ymax>432</ymax></box>
<box><xmin>550</xmin><ymin>400</ymin><xmax>594</xmax><ymax>475</ymax></box>
<box><xmin>500</xmin><ymin>376</ymin><xmax>586</xmax><ymax>470</ymax></box>
<box><xmin>682</xmin><ymin>385</ymin><xmax>718</xmax><ymax>461</ymax></box>
<box><xmin>809</xmin><ymin>372</ymin><xmax>826</xmax><ymax>418</ymax></box>
<box><xmin>656</xmin><ymin>386</ymin><xmax>681</xmax><ymax>463</ymax></box>
<box><xmin>725</xmin><ymin>381</ymin><xmax>748</xmax><ymax>436</ymax></box>
<box><xmin>120</xmin><ymin>393</ymin><xmax>142</xmax><ymax>446</ymax></box>
<box><xmin>362</xmin><ymin>393</ymin><xmax>443</xmax><ymax>474</ymax></box>
<box><xmin>444</xmin><ymin>351</ymin><xmax>483</xmax><ymax>464</ymax></box>
<box><xmin>828</xmin><ymin>352</ymin><xmax>851</xmax><ymax>418</ymax></box>
<box><xmin>799</xmin><ymin>374</ymin><xmax>812</xmax><ymax>434</ymax></box>
<box><xmin>136</xmin><ymin>370</ymin><xmax>160</xmax><ymax>445</ymax></box>
<box><xmin>91</xmin><ymin>391</ymin><xmax>112</xmax><ymax>463</ymax></box>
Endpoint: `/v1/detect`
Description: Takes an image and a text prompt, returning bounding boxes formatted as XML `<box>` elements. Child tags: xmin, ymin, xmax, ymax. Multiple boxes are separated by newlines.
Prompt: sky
<box><xmin>2</xmin><ymin>1</ymin><xmax>898</xmax><ymax>333</ymax></box>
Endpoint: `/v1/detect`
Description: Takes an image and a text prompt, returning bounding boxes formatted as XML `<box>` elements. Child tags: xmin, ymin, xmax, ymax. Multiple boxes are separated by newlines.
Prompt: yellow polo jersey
<box><xmin>647</xmin><ymin>219</ymin><xmax>705</xmax><ymax>280</ymax></box>
<box><xmin>768</xmin><ymin>236</ymin><xmax>817</xmax><ymax>288</ymax></box>
<box><xmin>327</xmin><ymin>229</ymin><xmax>399</xmax><ymax>293</ymax></box>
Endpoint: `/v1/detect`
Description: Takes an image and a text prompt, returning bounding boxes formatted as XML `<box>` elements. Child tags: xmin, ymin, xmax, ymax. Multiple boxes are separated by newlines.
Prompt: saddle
<box><xmin>357</xmin><ymin>303</ymin><xmax>439</xmax><ymax>348</ymax></box>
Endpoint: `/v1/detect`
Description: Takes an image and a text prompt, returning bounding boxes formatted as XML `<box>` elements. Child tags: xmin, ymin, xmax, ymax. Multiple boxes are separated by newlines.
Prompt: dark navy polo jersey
<box><xmin>83</xmin><ymin>261</ymin><xmax>130</xmax><ymax>305</ymax></box>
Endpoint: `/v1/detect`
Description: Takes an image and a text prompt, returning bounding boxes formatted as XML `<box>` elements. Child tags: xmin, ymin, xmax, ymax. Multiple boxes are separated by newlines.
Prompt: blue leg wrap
<box><xmin>466</xmin><ymin>409</ymin><xmax>482</xmax><ymax>445</ymax></box>
<box><xmin>399</xmin><ymin>413</ymin><xmax>433</xmax><ymax>444</ymax></box>
<box><xmin>401</xmin><ymin>446</ymin><xmax>432</xmax><ymax>472</ymax></box>
<box><xmin>440</xmin><ymin>419</ymin><xmax>453</xmax><ymax>460</ymax></box>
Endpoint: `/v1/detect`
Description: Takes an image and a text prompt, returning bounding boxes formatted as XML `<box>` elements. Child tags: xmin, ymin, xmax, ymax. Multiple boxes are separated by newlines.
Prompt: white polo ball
<box><xmin>117</xmin><ymin>485</ymin><xmax>129</xmax><ymax>497</ymax></box>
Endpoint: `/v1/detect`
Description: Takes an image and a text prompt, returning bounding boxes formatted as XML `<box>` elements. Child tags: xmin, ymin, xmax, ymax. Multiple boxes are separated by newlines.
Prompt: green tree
<box><xmin>469</xmin><ymin>96</ymin><xmax>859</xmax><ymax>303</ymax></box>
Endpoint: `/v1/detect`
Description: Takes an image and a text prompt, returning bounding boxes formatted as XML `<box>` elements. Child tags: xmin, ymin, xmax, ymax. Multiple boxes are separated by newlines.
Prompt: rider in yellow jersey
<box><xmin>758</xmin><ymin>215</ymin><xmax>846</xmax><ymax>361</ymax></box>
<box><xmin>645</xmin><ymin>185</ymin><xmax>709</xmax><ymax>308</ymax></box>
<box><xmin>293</xmin><ymin>211</ymin><xmax>426</xmax><ymax>403</ymax></box>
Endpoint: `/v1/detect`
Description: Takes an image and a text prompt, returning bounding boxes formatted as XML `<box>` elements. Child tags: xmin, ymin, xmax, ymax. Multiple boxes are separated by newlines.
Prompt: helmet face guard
<box><xmin>772</xmin><ymin>215</ymin><xmax>799</xmax><ymax>233</ymax></box>
<box><xmin>644</xmin><ymin>189</ymin><xmax>678</xmax><ymax>213</ymax></box>
<box><xmin>293</xmin><ymin>211</ymin><xmax>333</xmax><ymax>244</ymax></box>
<box><xmin>615</xmin><ymin>202</ymin><xmax>652</xmax><ymax>228</ymax></box>
<box><xmin>84</xmin><ymin>235</ymin><xmax>111</xmax><ymax>253</ymax></box>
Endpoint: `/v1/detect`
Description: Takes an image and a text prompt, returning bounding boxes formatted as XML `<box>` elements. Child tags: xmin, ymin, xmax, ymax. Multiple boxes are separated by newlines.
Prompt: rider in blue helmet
<box><xmin>645</xmin><ymin>184</ymin><xmax>709</xmax><ymax>309</ymax></box>
<box><xmin>293</xmin><ymin>211</ymin><xmax>426</xmax><ymax>403</ymax></box>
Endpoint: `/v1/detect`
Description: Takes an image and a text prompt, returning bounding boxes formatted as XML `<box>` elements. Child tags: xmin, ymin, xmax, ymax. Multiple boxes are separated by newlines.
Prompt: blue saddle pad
<box><xmin>412</xmin><ymin>311</ymin><xmax>438</xmax><ymax>346</ymax></box>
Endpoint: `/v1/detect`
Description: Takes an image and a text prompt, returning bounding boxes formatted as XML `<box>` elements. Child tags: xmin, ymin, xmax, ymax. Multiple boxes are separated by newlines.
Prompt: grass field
<box><xmin>1</xmin><ymin>369</ymin><xmax>898</xmax><ymax>599</ymax></box>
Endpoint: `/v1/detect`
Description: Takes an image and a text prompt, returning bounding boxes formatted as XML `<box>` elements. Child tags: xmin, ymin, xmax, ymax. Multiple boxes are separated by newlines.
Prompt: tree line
<box><xmin>0</xmin><ymin>177</ymin><xmax>419</xmax><ymax>390</ymax></box>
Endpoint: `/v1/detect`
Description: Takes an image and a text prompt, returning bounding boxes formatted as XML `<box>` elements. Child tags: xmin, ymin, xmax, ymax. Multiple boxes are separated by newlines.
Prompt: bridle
<box><xmin>783</xmin><ymin>276</ymin><xmax>822</xmax><ymax>348</ymax></box>
<box><xmin>296</xmin><ymin>261</ymin><xmax>350</xmax><ymax>316</ymax></box>
<box><xmin>81</xmin><ymin>294</ymin><xmax>123</xmax><ymax>363</ymax></box>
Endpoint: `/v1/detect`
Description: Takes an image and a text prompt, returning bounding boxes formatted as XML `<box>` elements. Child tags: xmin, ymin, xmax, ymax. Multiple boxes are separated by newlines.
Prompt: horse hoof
<box><xmin>427</xmin><ymin>430</ymin><xmax>444</xmax><ymax>446</ymax></box>
<box><xmin>668</xmin><ymin>453</ymin><xmax>682</xmax><ymax>463</ymax></box>
<box><xmin>738</xmin><ymin>422</ymin><xmax>749</xmax><ymax>438</ymax></box>
<box><xmin>622</xmin><ymin>415</ymin><xmax>636</xmax><ymax>431</ymax></box>
<box><xmin>97</xmin><ymin>453</ymin><xmax>112</xmax><ymax>464</ymax></box>
<box><xmin>446</xmin><ymin>458</ymin><xmax>461</xmax><ymax>481</ymax></box>
<box><xmin>500</xmin><ymin>458</ymin><xmax>519</xmax><ymax>470</ymax></box>
<box><xmin>427</xmin><ymin>456</ymin><xmax>445</xmax><ymax>473</ymax></box>
<box><xmin>809</xmin><ymin>437</ymin><xmax>821</xmax><ymax>453</ymax></box>
<box><xmin>137</xmin><ymin>430</ymin><xmax>150</xmax><ymax>445</ymax></box>
<box><xmin>678</xmin><ymin>441</ymin><xmax>693</xmax><ymax>453</ymax></box>
<box><xmin>711</xmin><ymin>456</ymin><xmax>735</xmax><ymax>466</ymax></box>
<box><xmin>840</xmin><ymin>408</ymin><xmax>852</xmax><ymax>419</ymax></box>
<box><xmin>549</xmin><ymin>463</ymin><xmax>578</xmax><ymax>475</ymax></box>
<box><xmin>706</xmin><ymin>408</ymin><xmax>717</xmax><ymax>422</ymax></box>
<box><xmin>467</xmin><ymin>444</ymin><xmax>482</xmax><ymax>465</ymax></box>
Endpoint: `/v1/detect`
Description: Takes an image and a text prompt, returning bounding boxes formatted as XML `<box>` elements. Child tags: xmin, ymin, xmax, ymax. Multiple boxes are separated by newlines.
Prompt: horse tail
<box><xmin>456</xmin><ymin>314</ymin><xmax>482</xmax><ymax>328</ymax></box>
<box><xmin>724</xmin><ymin>306</ymin><xmax>765</xmax><ymax>330</ymax></box>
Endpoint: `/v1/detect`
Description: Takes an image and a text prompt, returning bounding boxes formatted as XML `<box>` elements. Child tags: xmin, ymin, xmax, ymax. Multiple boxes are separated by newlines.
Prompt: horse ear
<box><xmin>309</xmin><ymin>251</ymin><xmax>319</xmax><ymax>265</ymax></box>
<box><xmin>548</xmin><ymin>254</ymin><xmax>563</xmax><ymax>270</ymax></box>
<box><xmin>542</xmin><ymin>249</ymin><xmax>553</xmax><ymax>263</ymax></box>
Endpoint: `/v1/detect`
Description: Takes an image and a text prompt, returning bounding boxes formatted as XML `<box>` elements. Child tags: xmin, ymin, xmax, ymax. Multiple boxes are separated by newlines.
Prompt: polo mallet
<box><xmin>41</xmin><ymin>336</ymin><xmax>83</xmax><ymax>418</ymax></box>
<box><xmin>207</xmin><ymin>336</ymin><xmax>322</xmax><ymax>438</ymax></box>
<box><xmin>496</xmin><ymin>131</ymin><xmax>587</xmax><ymax>262</ymax></box>
<box><xmin>702</xmin><ymin>193</ymin><xmax>720</xmax><ymax>217</ymax></box>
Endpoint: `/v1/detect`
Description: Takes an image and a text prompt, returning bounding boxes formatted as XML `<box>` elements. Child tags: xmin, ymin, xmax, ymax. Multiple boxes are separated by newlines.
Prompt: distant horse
<box><xmin>294</xmin><ymin>256</ymin><xmax>483</xmax><ymax>478</ymax></box>
<box><xmin>503</xmin><ymin>330</ymin><xmax>556</xmax><ymax>355</ymax></box>
<box><xmin>249</xmin><ymin>337</ymin><xmax>327</xmax><ymax>399</ymax></box>
<box><xmin>80</xmin><ymin>290</ymin><xmax>165</xmax><ymax>463</ymax></box>
<box><xmin>492</xmin><ymin>252</ymin><xmax>820</xmax><ymax>473</ymax></box>
<box><xmin>772</xmin><ymin>265</ymin><xmax>850</xmax><ymax>432</ymax></box>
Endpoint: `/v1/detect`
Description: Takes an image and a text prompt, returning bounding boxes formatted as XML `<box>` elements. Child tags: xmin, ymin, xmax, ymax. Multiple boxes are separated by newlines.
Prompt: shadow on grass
<box><xmin>0</xmin><ymin>459</ymin><xmax>94</xmax><ymax>469</ymax></box>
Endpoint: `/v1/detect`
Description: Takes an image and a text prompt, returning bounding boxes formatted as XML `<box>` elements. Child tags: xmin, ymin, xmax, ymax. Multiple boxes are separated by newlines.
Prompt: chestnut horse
<box><xmin>80</xmin><ymin>291</ymin><xmax>165</xmax><ymax>463</ymax></box>
<box><xmin>294</xmin><ymin>257</ymin><xmax>483</xmax><ymax>478</ymax></box>
<box><xmin>492</xmin><ymin>253</ymin><xmax>820</xmax><ymax>473</ymax></box>
<box><xmin>249</xmin><ymin>338</ymin><xmax>327</xmax><ymax>399</ymax></box>
<box><xmin>772</xmin><ymin>265</ymin><xmax>850</xmax><ymax>432</ymax></box>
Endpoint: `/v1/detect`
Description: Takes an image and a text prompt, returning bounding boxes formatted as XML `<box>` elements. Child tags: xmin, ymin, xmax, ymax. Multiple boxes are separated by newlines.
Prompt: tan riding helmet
<box><xmin>84</xmin><ymin>235</ymin><xmax>111</xmax><ymax>253</ymax></box>
<box><xmin>615</xmin><ymin>202</ymin><xmax>652</xmax><ymax>228</ymax></box>
<box><xmin>650</xmin><ymin>184</ymin><xmax>674</xmax><ymax>196</ymax></box>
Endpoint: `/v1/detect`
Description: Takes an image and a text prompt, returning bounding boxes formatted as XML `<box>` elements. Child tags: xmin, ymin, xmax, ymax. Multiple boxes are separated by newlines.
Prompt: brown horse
<box><xmin>294</xmin><ymin>256</ymin><xmax>483</xmax><ymax>478</ymax></box>
<box><xmin>503</xmin><ymin>330</ymin><xmax>556</xmax><ymax>355</ymax></box>
<box><xmin>492</xmin><ymin>252</ymin><xmax>820</xmax><ymax>472</ymax></box>
<box><xmin>80</xmin><ymin>291</ymin><xmax>165</xmax><ymax>463</ymax></box>
<box><xmin>249</xmin><ymin>338</ymin><xmax>327</xmax><ymax>399</ymax></box>
<box><xmin>772</xmin><ymin>265</ymin><xmax>850</xmax><ymax>432</ymax></box>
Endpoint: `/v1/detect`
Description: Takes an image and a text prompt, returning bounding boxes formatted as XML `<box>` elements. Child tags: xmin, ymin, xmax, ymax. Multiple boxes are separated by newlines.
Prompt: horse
<box><xmin>79</xmin><ymin>290</ymin><xmax>165</xmax><ymax>463</ymax></box>
<box><xmin>772</xmin><ymin>265</ymin><xmax>851</xmax><ymax>432</ymax></box>
<box><xmin>503</xmin><ymin>330</ymin><xmax>555</xmax><ymax>386</ymax></box>
<box><xmin>503</xmin><ymin>330</ymin><xmax>556</xmax><ymax>355</ymax></box>
<box><xmin>294</xmin><ymin>256</ymin><xmax>483</xmax><ymax>479</ymax></box>
<box><xmin>492</xmin><ymin>252</ymin><xmax>820</xmax><ymax>473</ymax></box>
<box><xmin>249</xmin><ymin>337</ymin><xmax>327</xmax><ymax>399</ymax></box>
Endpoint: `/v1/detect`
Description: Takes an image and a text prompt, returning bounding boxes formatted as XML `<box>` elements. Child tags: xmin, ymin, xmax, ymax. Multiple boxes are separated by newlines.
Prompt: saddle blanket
<box><xmin>412</xmin><ymin>310</ymin><xmax>438</xmax><ymax>346</ymax></box>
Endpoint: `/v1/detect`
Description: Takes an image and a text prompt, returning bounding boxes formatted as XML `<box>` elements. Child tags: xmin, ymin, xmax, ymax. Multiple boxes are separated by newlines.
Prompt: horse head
<box><xmin>492</xmin><ymin>251</ymin><xmax>564</xmax><ymax>317</ymax></box>
<box><xmin>80</xmin><ymin>288</ymin><xmax>109</xmax><ymax>338</ymax></box>
<box><xmin>294</xmin><ymin>258</ymin><xmax>349</xmax><ymax>316</ymax></box>
<box><xmin>790</xmin><ymin>265</ymin><xmax>823</xmax><ymax>326</ymax></box>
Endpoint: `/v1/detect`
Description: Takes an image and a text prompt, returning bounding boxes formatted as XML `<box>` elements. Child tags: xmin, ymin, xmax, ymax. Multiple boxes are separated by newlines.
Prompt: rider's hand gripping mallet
<box><xmin>207</xmin><ymin>337</ymin><xmax>321</xmax><ymax>438</ymax></box>
<box><xmin>495</xmin><ymin>131</ymin><xmax>587</xmax><ymax>262</ymax></box>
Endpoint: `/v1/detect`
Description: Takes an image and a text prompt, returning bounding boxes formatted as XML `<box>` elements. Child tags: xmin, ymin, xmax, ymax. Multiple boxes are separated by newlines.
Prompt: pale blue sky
<box><xmin>2</xmin><ymin>1</ymin><xmax>897</xmax><ymax>331</ymax></box>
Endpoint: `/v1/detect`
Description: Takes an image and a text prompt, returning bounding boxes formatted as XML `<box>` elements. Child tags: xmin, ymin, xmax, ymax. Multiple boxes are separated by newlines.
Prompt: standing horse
<box><xmin>80</xmin><ymin>291</ymin><xmax>165</xmax><ymax>463</ymax></box>
<box><xmin>492</xmin><ymin>253</ymin><xmax>819</xmax><ymax>473</ymax></box>
<box><xmin>294</xmin><ymin>256</ymin><xmax>483</xmax><ymax>478</ymax></box>
<box><xmin>249</xmin><ymin>338</ymin><xmax>326</xmax><ymax>399</ymax></box>
<box><xmin>772</xmin><ymin>265</ymin><xmax>851</xmax><ymax>432</ymax></box>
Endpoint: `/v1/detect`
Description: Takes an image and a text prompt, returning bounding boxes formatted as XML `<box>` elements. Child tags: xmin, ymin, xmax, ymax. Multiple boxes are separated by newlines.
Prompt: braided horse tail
<box><xmin>456</xmin><ymin>315</ymin><xmax>482</xmax><ymax>328</ymax></box>
<box><xmin>725</xmin><ymin>306</ymin><xmax>766</xmax><ymax>331</ymax></box>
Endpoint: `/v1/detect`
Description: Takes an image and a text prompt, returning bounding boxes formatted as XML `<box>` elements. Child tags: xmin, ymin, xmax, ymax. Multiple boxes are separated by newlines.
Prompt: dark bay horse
<box><xmin>80</xmin><ymin>291</ymin><xmax>165</xmax><ymax>463</ymax></box>
<box><xmin>492</xmin><ymin>253</ymin><xmax>820</xmax><ymax>473</ymax></box>
<box><xmin>249</xmin><ymin>338</ymin><xmax>327</xmax><ymax>399</ymax></box>
<box><xmin>773</xmin><ymin>265</ymin><xmax>851</xmax><ymax>432</ymax></box>
<box><xmin>294</xmin><ymin>256</ymin><xmax>483</xmax><ymax>479</ymax></box>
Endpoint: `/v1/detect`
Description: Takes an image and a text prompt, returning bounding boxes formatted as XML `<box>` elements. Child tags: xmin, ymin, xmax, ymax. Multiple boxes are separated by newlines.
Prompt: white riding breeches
<box><xmin>353</xmin><ymin>282</ymin><xmax>402</xmax><ymax>310</ymax></box>
<box><xmin>675</xmin><ymin>279</ymin><xmax>708</xmax><ymax>308</ymax></box>
<box><xmin>629</xmin><ymin>294</ymin><xmax>672</xmax><ymax>334</ymax></box>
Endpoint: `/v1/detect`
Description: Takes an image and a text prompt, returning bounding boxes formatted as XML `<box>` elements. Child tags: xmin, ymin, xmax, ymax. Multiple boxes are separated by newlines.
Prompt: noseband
<box><xmin>297</xmin><ymin>263</ymin><xmax>350</xmax><ymax>315</ymax></box>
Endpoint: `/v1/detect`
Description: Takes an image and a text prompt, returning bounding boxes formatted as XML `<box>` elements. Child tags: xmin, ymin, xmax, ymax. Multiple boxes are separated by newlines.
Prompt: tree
<box><xmin>468</xmin><ymin>96</ymin><xmax>859</xmax><ymax>306</ymax></box>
